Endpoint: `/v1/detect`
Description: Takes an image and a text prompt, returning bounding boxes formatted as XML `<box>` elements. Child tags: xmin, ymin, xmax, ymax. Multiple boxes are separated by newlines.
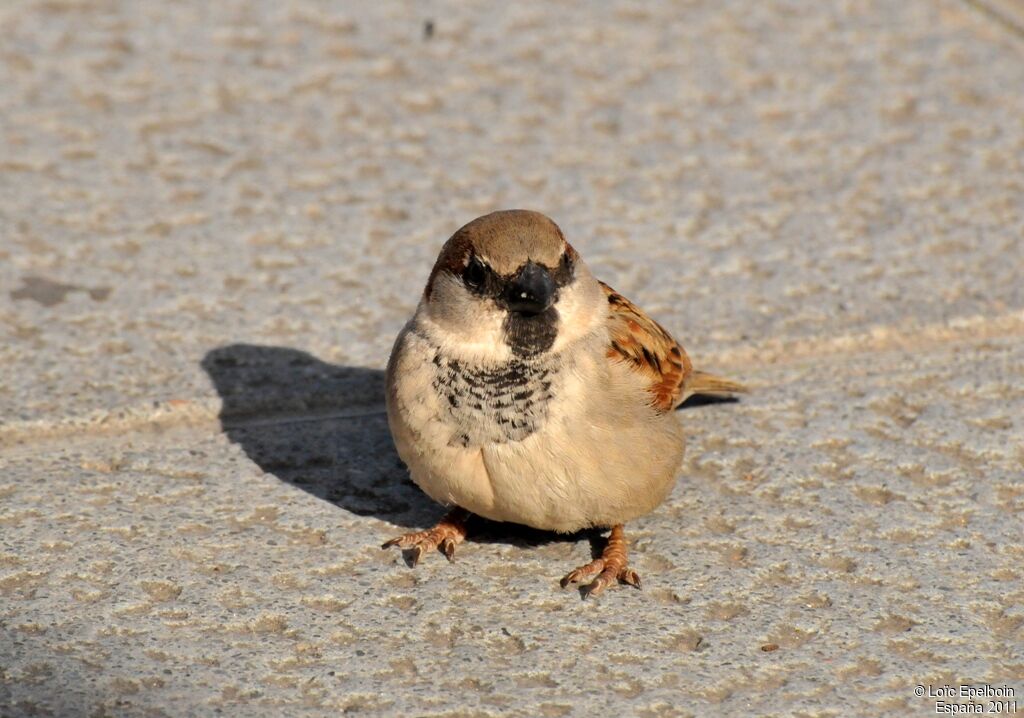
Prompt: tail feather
<box><xmin>684</xmin><ymin>370</ymin><xmax>748</xmax><ymax>399</ymax></box>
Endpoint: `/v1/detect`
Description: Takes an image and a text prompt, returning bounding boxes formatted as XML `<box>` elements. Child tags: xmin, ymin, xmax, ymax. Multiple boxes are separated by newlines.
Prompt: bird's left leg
<box><xmin>560</xmin><ymin>524</ymin><xmax>641</xmax><ymax>598</ymax></box>
<box><xmin>381</xmin><ymin>507</ymin><xmax>470</xmax><ymax>566</ymax></box>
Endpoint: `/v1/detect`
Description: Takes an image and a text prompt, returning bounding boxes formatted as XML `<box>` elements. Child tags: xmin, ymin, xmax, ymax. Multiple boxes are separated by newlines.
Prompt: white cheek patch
<box><xmin>550</xmin><ymin>270</ymin><xmax>606</xmax><ymax>353</ymax></box>
<box><xmin>421</xmin><ymin>273</ymin><xmax>513</xmax><ymax>363</ymax></box>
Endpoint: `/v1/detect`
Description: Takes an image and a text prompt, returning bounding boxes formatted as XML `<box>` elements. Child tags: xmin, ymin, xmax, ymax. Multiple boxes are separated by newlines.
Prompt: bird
<box><xmin>382</xmin><ymin>209</ymin><xmax>746</xmax><ymax>597</ymax></box>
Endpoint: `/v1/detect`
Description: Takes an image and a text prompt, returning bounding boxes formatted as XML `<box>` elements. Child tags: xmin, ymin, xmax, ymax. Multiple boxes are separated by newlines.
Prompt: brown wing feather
<box><xmin>600</xmin><ymin>281</ymin><xmax>693</xmax><ymax>413</ymax></box>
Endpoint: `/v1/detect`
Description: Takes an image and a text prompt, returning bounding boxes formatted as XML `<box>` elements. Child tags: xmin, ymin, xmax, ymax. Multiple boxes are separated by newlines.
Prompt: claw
<box><xmin>409</xmin><ymin>544</ymin><xmax>424</xmax><ymax>567</ymax></box>
<box><xmin>440</xmin><ymin>537</ymin><xmax>457</xmax><ymax>562</ymax></box>
<box><xmin>582</xmin><ymin>573</ymin><xmax>613</xmax><ymax>599</ymax></box>
<box><xmin>560</xmin><ymin>570</ymin><xmax>581</xmax><ymax>588</ymax></box>
<box><xmin>622</xmin><ymin>568</ymin><xmax>642</xmax><ymax>589</ymax></box>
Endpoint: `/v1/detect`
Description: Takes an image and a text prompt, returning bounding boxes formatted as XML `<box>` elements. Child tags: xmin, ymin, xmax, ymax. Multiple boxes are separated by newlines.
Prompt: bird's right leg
<box><xmin>381</xmin><ymin>507</ymin><xmax>470</xmax><ymax>566</ymax></box>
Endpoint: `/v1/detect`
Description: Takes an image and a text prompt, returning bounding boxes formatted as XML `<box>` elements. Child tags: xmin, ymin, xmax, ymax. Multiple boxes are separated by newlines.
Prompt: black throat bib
<box><xmin>502</xmin><ymin>307</ymin><xmax>558</xmax><ymax>357</ymax></box>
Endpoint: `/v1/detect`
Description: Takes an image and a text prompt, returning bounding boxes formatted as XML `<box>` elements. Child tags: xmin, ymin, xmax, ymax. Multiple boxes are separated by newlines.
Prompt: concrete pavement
<box><xmin>2</xmin><ymin>0</ymin><xmax>1022</xmax><ymax>715</ymax></box>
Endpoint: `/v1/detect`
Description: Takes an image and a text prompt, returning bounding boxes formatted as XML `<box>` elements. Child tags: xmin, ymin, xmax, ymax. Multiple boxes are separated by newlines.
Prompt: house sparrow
<box><xmin>383</xmin><ymin>210</ymin><xmax>745</xmax><ymax>596</ymax></box>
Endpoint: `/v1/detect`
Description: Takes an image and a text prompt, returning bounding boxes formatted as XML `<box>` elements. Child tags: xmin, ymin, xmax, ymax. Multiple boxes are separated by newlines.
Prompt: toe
<box><xmin>582</xmin><ymin>571</ymin><xmax>615</xmax><ymax>599</ymax></box>
<box><xmin>620</xmin><ymin>568</ymin><xmax>642</xmax><ymax>589</ymax></box>
<box><xmin>381</xmin><ymin>536</ymin><xmax>406</xmax><ymax>550</ymax></box>
<box><xmin>560</xmin><ymin>560</ymin><xmax>605</xmax><ymax>588</ymax></box>
<box><xmin>382</xmin><ymin>531</ymin><xmax>427</xmax><ymax>550</ymax></box>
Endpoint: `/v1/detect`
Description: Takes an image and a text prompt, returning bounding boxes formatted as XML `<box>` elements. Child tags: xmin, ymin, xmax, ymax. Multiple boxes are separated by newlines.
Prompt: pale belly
<box><xmin>477</xmin><ymin>415</ymin><xmax>685</xmax><ymax>532</ymax></box>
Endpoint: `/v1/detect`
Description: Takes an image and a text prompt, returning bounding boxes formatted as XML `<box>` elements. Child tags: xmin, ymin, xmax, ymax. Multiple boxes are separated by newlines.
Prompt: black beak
<box><xmin>504</xmin><ymin>261</ymin><xmax>555</xmax><ymax>315</ymax></box>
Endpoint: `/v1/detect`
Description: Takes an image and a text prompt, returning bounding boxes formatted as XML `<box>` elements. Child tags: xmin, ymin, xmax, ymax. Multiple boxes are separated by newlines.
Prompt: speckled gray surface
<box><xmin>1</xmin><ymin>0</ymin><xmax>1023</xmax><ymax>716</ymax></box>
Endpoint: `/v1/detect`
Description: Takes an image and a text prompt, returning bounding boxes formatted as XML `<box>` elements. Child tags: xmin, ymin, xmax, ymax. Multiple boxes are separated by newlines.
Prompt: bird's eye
<box><xmin>463</xmin><ymin>255</ymin><xmax>487</xmax><ymax>290</ymax></box>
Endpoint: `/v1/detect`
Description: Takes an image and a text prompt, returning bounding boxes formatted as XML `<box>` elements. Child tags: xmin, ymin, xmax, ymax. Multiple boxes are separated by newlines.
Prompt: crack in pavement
<box><xmin>959</xmin><ymin>0</ymin><xmax>1024</xmax><ymax>40</ymax></box>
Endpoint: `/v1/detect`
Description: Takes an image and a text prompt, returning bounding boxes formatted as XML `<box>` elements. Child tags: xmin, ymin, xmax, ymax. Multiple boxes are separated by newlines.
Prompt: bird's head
<box><xmin>421</xmin><ymin>210</ymin><xmax>604</xmax><ymax>360</ymax></box>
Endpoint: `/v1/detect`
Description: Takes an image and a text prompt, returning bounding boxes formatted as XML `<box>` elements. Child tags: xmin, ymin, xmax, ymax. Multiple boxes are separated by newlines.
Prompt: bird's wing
<box><xmin>600</xmin><ymin>281</ymin><xmax>694</xmax><ymax>413</ymax></box>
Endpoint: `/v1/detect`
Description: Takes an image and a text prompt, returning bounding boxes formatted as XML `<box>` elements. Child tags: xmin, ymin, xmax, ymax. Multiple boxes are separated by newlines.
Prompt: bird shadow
<box><xmin>199</xmin><ymin>343</ymin><xmax>582</xmax><ymax>549</ymax></box>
